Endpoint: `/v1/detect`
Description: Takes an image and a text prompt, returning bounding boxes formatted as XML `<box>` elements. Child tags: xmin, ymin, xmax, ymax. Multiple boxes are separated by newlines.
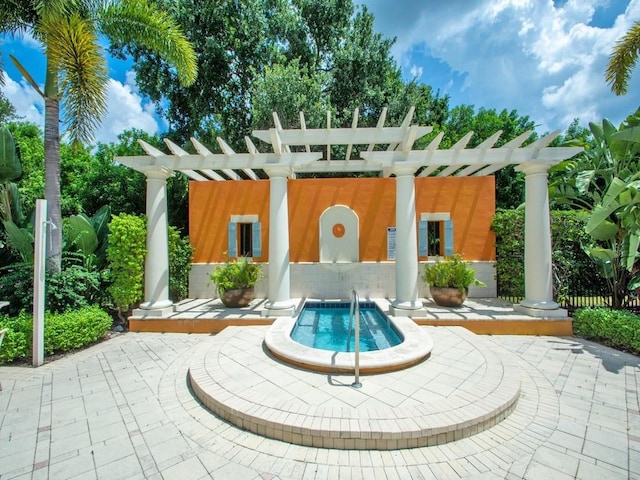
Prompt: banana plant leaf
<box><xmin>66</xmin><ymin>214</ymin><xmax>98</xmax><ymax>257</ymax></box>
<box><xmin>0</xmin><ymin>127</ymin><xmax>22</xmax><ymax>182</ymax></box>
<box><xmin>3</xmin><ymin>220</ymin><xmax>33</xmax><ymax>263</ymax></box>
<box><xmin>623</xmin><ymin>234</ymin><xmax>640</xmax><ymax>271</ymax></box>
<box><xmin>589</xmin><ymin>219</ymin><xmax>618</xmax><ymax>241</ymax></box>
<box><xmin>91</xmin><ymin>205</ymin><xmax>111</xmax><ymax>243</ymax></box>
<box><xmin>584</xmin><ymin>246</ymin><xmax>617</xmax><ymax>279</ymax></box>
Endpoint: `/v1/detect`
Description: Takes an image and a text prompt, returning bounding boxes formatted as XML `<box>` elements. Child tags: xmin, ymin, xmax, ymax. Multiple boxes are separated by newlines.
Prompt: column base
<box><xmin>513</xmin><ymin>303</ymin><xmax>569</xmax><ymax>319</ymax></box>
<box><xmin>262</xmin><ymin>300</ymin><xmax>295</xmax><ymax>317</ymax></box>
<box><xmin>134</xmin><ymin>300</ymin><xmax>174</xmax><ymax>318</ymax></box>
<box><xmin>390</xmin><ymin>301</ymin><xmax>426</xmax><ymax>318</ymax></box>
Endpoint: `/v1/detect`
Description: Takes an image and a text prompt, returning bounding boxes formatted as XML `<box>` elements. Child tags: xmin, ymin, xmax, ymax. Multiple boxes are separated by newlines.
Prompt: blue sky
<box><xmin>2</xmin><ymin>0</ymin><xmax>640</xmax><ymax>145</ymax></box>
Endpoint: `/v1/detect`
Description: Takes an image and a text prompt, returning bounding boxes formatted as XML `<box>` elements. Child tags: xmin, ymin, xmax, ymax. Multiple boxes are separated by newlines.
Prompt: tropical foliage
<box><xmin>550</xmin><ymin>109</ymin><xmax>640</xmax><ymax>308</ymax></box>
<box><xmin>492</xmin><ymin>209</ymin><xmax>606</xmax><ymax>303</ymax></box>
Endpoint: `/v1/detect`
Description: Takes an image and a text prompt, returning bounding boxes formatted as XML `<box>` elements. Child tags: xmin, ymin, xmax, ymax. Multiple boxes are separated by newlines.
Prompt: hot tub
<box><xmin>264</xmin><ymin>299</ymin><xmax>433</xmax><ymax>374</ymax></box>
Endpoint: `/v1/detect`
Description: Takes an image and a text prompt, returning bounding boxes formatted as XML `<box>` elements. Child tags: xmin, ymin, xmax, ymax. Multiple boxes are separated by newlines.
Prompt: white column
<box><xmin>392</xmin><ymin>169</ymin><xmax>422</xmax><ymax>313</ymax></box>
<box><xmin>515</xmin><ymin>162</ymin><xmax>567</xmax><ymax>317</ymax></box>
<box><xmin>138</xmin><ymin>169</ymin><xmax>173</xmax><ymax>315</ymax></box>
<box><xmin>264</xmin><ymin>167</ymin><xmax>294</xmax><ymax>315</ymax></box>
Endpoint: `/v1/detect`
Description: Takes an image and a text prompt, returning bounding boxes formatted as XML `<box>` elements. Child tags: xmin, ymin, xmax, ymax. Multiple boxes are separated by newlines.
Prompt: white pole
<box><xmin>33</xmin><ymin>199</ymin><xmax>46</xmax><ymax>367</ymax></box>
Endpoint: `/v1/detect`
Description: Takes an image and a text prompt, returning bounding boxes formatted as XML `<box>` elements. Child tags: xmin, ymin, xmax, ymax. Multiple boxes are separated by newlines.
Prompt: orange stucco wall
<box><xmin>189</xmin><ymin>176</ymin><xmax>495</xmax><ymax>263</ymax></box>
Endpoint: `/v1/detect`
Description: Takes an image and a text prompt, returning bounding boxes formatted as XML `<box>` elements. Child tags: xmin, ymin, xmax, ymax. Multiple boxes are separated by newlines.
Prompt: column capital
<box><xmin>516</xmin><ymin>162</ymin><xmax>551</xmax><ymax>176</ymax></box>
<box><xmin>145</xmin><ymin>168</ymin><xmax>174</xmax><ymax>181</ymax></box>
<box><xmin>391</xmin><ymin>164</ymin><xmax>418</xmax><ymax>177</ymax></box>
<box><xmin>264</xmin><ymin>166</ymin><xmax>292</xmax><ymax>178</ymax></box>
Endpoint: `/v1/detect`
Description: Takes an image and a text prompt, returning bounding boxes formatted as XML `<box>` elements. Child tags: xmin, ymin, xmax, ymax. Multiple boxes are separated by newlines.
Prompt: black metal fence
<box><xmin>499</xmin><ymin>289</ymin><xmax>640</xmax><ymax>315</ymax></box>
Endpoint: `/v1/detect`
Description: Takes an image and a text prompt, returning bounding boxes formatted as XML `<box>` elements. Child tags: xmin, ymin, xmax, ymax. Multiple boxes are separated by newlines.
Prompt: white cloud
<box><xmin>1</xmin><ymin>70</ymin><xmax>160</xmax><ymax>145</ymax></box>
<box><xmin>363</xmin><ymin>0</ymin><xmax>640</xmax><ymax>132</ymax></box>
<box><xmin>92</xmin><ymin>76</ymin><xmax>160</xmax><ymax>146</ymax></box>
<box><xmin>1</xmin><ymin>72</ymin><xmax>44</xmax><ymax>126</ymax></box>
<box><xmin>410</xmin><ymin>65</ymin><xmax>424</xmax><ymax>80</ymax></box>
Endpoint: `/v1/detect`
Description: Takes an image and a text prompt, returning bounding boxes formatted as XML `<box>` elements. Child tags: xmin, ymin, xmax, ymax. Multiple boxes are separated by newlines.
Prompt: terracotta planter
<box><xmin>429</xmin><ymin>286</ymin><xmax>467</xmax><ymax>308</ymax></box>
<box><xmin>220</xmin><ymin>287</ymin><xmax>255</xmax><ymax>308</ymax></box>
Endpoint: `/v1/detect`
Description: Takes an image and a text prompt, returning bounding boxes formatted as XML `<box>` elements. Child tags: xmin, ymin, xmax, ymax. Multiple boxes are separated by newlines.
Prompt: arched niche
<box><xmin>319</xmin><ymin>205</ymin><xmax>359</xmax><ymax>263</ymax></box>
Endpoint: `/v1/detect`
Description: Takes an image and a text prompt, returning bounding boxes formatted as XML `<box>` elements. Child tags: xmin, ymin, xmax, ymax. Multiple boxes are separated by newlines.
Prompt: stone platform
<box><xmin>188</xmin><ymin>325</ymin><xmax>522</xmax><ymax>450</ymax></box>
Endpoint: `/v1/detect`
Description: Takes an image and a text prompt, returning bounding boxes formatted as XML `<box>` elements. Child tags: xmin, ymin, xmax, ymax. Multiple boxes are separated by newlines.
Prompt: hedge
<box><xmin>573</xmin><ymin>308</ymin><xmax>640</xmax><ymax>354</ymax></box>
<box><xmin>0</xmin><ymin>305</ymin><xmax>113</xmax><ymax>363</ymax></box>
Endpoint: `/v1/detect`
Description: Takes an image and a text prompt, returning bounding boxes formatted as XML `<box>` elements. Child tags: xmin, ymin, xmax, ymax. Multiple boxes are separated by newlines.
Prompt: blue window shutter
<box><xmin>252</xmin><ymin>222</ymin><xmax>261</xmax><ymax>257</ymax></box>
<box><xmin>418</xmin><ymin>220</ymin><xmax>428</xmax><ymax>257</ymax></box>
<box><xmin>227</xmin><ymin>222</ymin><xmax>237</xmax><ymax>258</ymax></box>
<box><xmin>444</xmin><ymin>220</ymin><xmax>454</xmax><ymax>256</ymax></box>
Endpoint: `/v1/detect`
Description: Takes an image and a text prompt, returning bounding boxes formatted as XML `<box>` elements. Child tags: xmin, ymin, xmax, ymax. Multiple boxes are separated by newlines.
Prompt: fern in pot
<box><xmin>423</xmin><ymin>254</ymin><xmax>485</xmax><ymax>307</ymax></box>
<box><xmin>209</xmin><ymin>257</ymin><xmax>264</xmax><ymax>308</ymax></box>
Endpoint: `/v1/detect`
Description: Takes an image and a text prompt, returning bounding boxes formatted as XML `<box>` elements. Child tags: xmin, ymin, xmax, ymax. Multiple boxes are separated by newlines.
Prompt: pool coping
<box><xmin>264</xmin><ymin>298</ymin><xmax>434</xmax><ymax>374</ymax></box>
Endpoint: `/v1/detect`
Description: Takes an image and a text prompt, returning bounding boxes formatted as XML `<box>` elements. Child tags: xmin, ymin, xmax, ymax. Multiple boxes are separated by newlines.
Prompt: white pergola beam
<box><xmin>501</xmin><ymin>130</ymin><xmax>534</xmax><ymax>148</ymax></box>
<box><xmin>164</xmin><ymin>139</ymin><xmax>189</xmax><ymax>156</ymax></box>
<box><xmin>116</xmin><ymin>152</ymin><xmax>322</xmax><ymax>172</ymax></box>
<box><xmin>244</xmin><ymin>136</ymin><xmax>259</xmax><ymax>155</ymax></box>
<box><xmin>253</xmin><ymin>126</ymin><xmax>433</xmax><ymax>148</ymax></box>
<box><xmin>361</xmin><ymin>146</ymin><xmax>582</xmax><ymax>166</ymax></box>
<box><xmin>138</xmin><ymin>139</ymin><xmax>166</xmax><ymax>157</ymax></box>
<box><xmin>345</xmin><ymin>107</ymin><xmax>359</xmax><ymax>162</ymax></box>
<box><xmin>191</xmin><ymin>137</ymin><xmax>214</xmax><ymax>156</ymax></box>
<box><xmin>299</xmin><ymin>111</ymin><xmax>311</xmax><ymax>153</ymax></box>
<box><xmin>367</xmin><ymin>107</ymin><xmax>387</xmax><ymax>152</ymax></box>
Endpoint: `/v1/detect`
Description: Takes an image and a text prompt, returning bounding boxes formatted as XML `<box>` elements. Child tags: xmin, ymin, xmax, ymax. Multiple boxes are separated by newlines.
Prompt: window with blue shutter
<box><xmin>444</xmin><ymin>220</ymin><xmax>454</xmax><ymax>256</ymax></box>
<box><xmin>252</xmin><ymin>222</ymin><xmax>261</xmax><ymax>257</ymax></box>
<box><xmin>227</xmin><ymin>222</ymin><xmax>237</xmax><ymax>257</ymax></box>
<box><xmin>418</xmin><ymin>220</ymin><xmax>428</xmax><ymax>257</ymax></box>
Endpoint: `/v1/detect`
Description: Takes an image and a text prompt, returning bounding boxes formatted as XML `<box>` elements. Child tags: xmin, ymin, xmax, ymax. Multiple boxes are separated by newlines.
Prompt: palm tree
<box><xmin>1</xmin><ymin>0</ymin><xmax>197</xmax><ymax>270</ymax></box>
<box><xmin>606</xmin><ymin>20</ymin><xmax>640</xmax><ymax>95</ymax></box>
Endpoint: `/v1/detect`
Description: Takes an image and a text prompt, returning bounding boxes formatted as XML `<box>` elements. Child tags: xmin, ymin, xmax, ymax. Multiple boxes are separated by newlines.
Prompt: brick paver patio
<box><xmin>1</xmin><ymin>329</ymin><xmax>638</xmax><ymax>479</ymax></box>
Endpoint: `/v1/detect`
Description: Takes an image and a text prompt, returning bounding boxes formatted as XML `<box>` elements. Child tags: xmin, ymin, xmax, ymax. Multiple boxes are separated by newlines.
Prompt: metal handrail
<box><xmin>350</xmin><ymin>289</ymin><xmax>362</xmax><ymax>388</ymax></box>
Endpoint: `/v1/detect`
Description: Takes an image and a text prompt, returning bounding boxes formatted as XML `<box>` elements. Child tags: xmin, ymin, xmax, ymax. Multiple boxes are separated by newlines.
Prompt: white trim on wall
<box><xmin>230</xmin><ymin>214</ymin><xmax>259</xmax><ymax>223</ymax></box>
<box><xmin>420</xmin><ymin>212</ymin><xmax>450</xmax><ymax>221</ymax></box>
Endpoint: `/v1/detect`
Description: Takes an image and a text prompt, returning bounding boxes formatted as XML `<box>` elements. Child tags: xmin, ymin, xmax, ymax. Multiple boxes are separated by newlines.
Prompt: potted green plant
<box><xmin>422</xmin><ymin>254</ymin><xmax>485</xmax><ymax>307</ymax></box>
<box><xmin>209</xmin><ymin>257</ymin><xmax>264</xmax><ymax>307</ymax></box>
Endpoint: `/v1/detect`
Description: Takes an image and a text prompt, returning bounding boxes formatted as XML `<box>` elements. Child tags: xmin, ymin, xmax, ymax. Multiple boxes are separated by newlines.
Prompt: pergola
<box><xmin>116</xmin><ymin>107</ymin><xmax>583</xmax><ymax>318</ymax></box>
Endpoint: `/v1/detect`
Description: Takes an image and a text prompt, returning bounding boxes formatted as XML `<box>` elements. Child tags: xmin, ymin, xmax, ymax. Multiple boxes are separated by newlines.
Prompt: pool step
<box><xmin>188</xmin><ymin>325</ymin><xmax>522</xmax><ymax>450</ymax></box>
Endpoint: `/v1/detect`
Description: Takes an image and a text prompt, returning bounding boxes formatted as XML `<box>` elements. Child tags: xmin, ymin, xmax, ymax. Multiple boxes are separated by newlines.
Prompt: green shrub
<box><xmin>47</xmin><ymin>262</ymin><xmax>102</xmax><ymax>314</ymax></box>
<box><xmin>107</xmin><ymin>214</ymin><xmax>146</xmax><ymax>319</ymax></box>
<box><xmin>0</xmin><ymin>259</ymin><xmax>102</xmax><ymax>315</ymax></box>
<box><xmin>0</xmin><ymin>306</ymin><xmax>112</xmax><ymax>363</ymax></box>
<box><xmin>573</xmin><ymin>307</ymin><xmax>640</xmax><ymax>353</ymax></box>
<box><xmin>0</xmin><ymin>262</ymin><xmax>35</xmax><ymax>316</ymax></box>
<box><xmin>0</xmin><ymin>312</ymin><xmax>31</xmax><ymax>363</ymax></box>
<box><xmin>44</xmin><ymin>306</ymin><xmax>112</xmax><ymax>354</ymax></box>
<box><xmin>169</xmin><ymin>227</ymin><xmax>193</xmax><ymax>302</ymax></box>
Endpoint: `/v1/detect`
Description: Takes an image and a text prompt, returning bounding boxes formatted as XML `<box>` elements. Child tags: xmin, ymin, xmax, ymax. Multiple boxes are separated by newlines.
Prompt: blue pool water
<box><xmin>290</xmin><ymin>301</ymin><xmax>403</xmax><ymax>352</ymax></box>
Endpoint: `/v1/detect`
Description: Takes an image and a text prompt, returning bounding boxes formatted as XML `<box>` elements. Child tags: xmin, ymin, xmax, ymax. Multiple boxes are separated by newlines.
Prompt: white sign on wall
<box><xmin>387</xmin><ymin>227</ymin><xmax>396</xmax><ymax>260</ymax></box>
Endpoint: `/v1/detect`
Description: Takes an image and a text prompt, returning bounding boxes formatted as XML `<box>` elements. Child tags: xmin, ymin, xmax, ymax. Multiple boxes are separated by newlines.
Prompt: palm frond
<box><xmin>41</xmin><ymin>13</ymin><xmax>108</xmax><ymax>144</ymax></box>
<box><xmin>605</xmin><ymin>20</ymin><xmax>640</xmax><ymax>96</ymax></box>
<box><xmin>98</xmin><ymin>0</ymin><xmax>197</xmax><ymax>86</ymax></box>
